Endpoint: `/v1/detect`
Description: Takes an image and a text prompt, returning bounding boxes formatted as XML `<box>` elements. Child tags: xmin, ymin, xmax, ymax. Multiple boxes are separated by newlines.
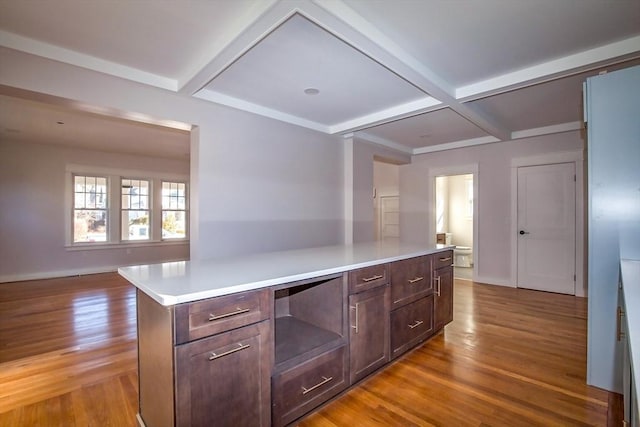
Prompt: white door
<box><xmin>379</xmin><ymin>196</ymin><xmax>399</xmax><ymax>240</ymax></box>
<box><xmin>517</xmin><ymin>163</ymin><xmax>575</xmax><ymax>294</ymax></box>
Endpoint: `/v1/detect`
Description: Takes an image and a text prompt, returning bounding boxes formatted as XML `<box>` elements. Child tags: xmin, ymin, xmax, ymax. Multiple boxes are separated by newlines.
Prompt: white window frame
<box><xmin>161</xmin><ymin>181</ymin><xmax>189</xmax><ymax>240</ymax></box>
<box><xmin>121</xmin><ymin>177</ymin><xmax>152</xmax><ymax>242</ymax></box>
<box><xmin>65</xmin><ymin>164</ymin><xmax>189</xmax><ymax>250</ymax></box>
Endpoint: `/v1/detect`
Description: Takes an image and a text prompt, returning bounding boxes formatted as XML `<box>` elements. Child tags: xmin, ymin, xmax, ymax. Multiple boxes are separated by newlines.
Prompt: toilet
<box><xmin>444</xmin><ymin>233</ymin><xmax>473</xmax><ymax>267</ymax></box>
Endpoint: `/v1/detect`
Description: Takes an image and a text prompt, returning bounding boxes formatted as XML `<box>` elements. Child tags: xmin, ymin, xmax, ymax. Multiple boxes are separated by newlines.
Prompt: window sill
<box><xmin>65</xmin><ymin>240</ymin><xmax>189</xmax><ymax>251</ymax></box>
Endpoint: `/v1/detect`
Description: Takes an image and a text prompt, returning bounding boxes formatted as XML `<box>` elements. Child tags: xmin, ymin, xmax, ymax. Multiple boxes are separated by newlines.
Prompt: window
<box><xmin>73</xmin><ymin>175</ymin><xmax>108</xmax><ymax>242</ymax></box>
<box><xmin>161</xmin><ymin>181</ymin><xmax>187</xmax><ymax>239</ymax></box>
<box><xmin>121</xmin><ymin>179</ymin><xmax>150</xmax><ymax>241</ymax></box>
<box><xmin>66</xmin><ymin>165</ymin><xmax>188</xmax><ymax>248</ymax></box>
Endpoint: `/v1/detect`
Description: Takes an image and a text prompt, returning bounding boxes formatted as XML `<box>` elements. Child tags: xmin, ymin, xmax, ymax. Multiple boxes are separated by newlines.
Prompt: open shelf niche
<box><xmin>273</xmin><ymin>273</ymin><xmax>347</xmax><ymax>370</ymax></box>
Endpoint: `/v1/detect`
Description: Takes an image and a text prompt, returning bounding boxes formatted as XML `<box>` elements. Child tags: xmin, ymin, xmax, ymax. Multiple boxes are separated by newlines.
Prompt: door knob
<box><xmin>519</xmin><ymin>230</ymin><xmax>530</xmax><ymax>235</ymax></box>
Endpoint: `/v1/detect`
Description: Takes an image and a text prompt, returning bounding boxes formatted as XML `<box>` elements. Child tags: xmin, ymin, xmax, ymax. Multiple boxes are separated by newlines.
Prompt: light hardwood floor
<box><xmin>0</xmin><ymin>273</ymin><xmax>612</xmax><ymax>426</ymax></box>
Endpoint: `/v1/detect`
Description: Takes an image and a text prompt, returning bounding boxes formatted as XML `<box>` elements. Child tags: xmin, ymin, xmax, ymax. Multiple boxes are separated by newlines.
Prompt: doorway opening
<box><xmin>373</xmin><ymin>159</ymin><xmax>400</xmax><ymax>241</ymax></box>
<box><xmin>435</xmin><ymin>174</ymin><xmax>474</xmax><ymax>281</ymax></box>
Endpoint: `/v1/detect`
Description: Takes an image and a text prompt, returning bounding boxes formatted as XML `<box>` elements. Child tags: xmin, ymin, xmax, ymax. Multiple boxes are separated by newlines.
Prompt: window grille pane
<box><xmin>73</xmin><ymin>209</ymin><xmax>107</xmax><ymax>242</ymax></box>
<box><xmin>122</xmin><ymin>210</ymin><xmax>150</xmax><ymax>241</ymax></box>
<box><xmin>162</xmin><ymin>211</ymin><xmax>186</xmax><ymax>239</ymax></box>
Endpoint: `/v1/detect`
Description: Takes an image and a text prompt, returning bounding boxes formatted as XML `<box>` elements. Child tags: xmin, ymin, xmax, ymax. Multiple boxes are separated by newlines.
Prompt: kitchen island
<box><xmin>119</xmin><ymin>241</ymin><xmax>454</xmax><ymax>427</ymax></box>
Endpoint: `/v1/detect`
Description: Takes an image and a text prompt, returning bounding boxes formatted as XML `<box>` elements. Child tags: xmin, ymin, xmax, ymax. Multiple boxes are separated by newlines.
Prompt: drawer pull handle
<box><xmin>351</xmin><ymin>304</ymin><xmax>359</xmax><ymax>334</ymax></box>
<box><xmin>408</xmin><ymin>320</ymin><xmax>424</xmax><ymax>329</ymax></box>
<box><xmin>362</xmin><ymin>274</ymin><xmax>383</xmax><ymax>282</ymax></box>
<box><xmin>439</xmin><ymin>257</ymin><xmax>452</xmax><ymax>262</ymax></box>
<box><xmin>209</xmin><ymin>307</ymin><xmax>250</xmax><ymax>321</ymax></box>
<box><xmin>302</xmin><ymin>376</ymin><xmax>334</xmax><ymax>395</ymax></box>
<box><xmin>408</xmin><ymin>276</ymin><xmax>424</xmax><ymax>284</ymax></box>
<box><xmin>209</xmin><ymin>343</ymin><xmax>250</xmax><ymax>361</ymax></box>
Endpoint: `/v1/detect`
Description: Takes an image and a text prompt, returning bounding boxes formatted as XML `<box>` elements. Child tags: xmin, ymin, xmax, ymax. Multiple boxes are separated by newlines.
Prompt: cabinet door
<box><xmin>390</xmin><ymin>295</ymin><xmax>434</xmax><ymax>359</ymax></box>
<box><xmin>390</xmin><ymin>256</ymin><xmax>432</xmax><ymax>309</ymax></box>
<box><xmin>175</xmin><ymin>321</ymin><xmax>271</xmax><ymax>427</ymax></box>
<box><xmin>434</xmin><ymin>265</ymin><xmax>454</xmax><ymax>331</ymax></box>
<box><xmin>349</xmin><ymin>285</ymin><xmax>390</xmax><ymax>384</ymax></box>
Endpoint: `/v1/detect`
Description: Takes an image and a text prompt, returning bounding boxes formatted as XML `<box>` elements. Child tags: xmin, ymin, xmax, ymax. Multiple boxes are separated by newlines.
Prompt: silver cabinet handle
<box><xmin>408</xmin><ymin>320</ymin><xmax>424</xmax><ymax>329</ymax></box>
<box><xmin>351</xmin><ymin>303</ymin><xmax>359</xmax><ymax>334</ymax></box>
<box><xmin>408</xmin><ymin>276</ymin><xmax>424</xmax><ymax>284</ymax></box>
<box><xmin>362</xmin><ymin>274</ymin><xmax>383</xmax><ymax>282</ymax></box>
<box><xmin>435</xmin><ymin>276</ymin><xmax>441</xmax><ymax>296</ymax></box>
<box><xmin>302</xmin><ymin>376</ymin><xmax>333</xmax><ymax>395</ymax></box>
<box><xmin>209</xmin><ymin>307</ymin><xmax>250</xmax><ymax>321</ymax></box>
<box><xmin>439</xmin><ymin>257</ymin><xmax>452</xmax><ymax>262</ymax></box>
<box><xmin>209</xmin><ymin>343</ymin><xmax>250</xmax><ymax>360</ymax></box>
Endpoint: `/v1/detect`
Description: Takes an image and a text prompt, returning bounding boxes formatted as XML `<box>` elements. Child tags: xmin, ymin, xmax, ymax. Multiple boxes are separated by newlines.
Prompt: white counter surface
<box><xmin>118</xmin><ymin>242</ymin><xmax>452</xmax><ymax>306</ymax></box>
<box><xmin>621</xmin><ymin>259</ymin><xmax>640</xmax><ymax>397</ymax></box>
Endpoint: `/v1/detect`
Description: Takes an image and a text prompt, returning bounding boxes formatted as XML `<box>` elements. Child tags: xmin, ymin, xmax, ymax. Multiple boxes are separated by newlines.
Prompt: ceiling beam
<box><xmin>310</xmin><ymin>0</ymin><xmax>512</xmax><ymax>141</ymax></box>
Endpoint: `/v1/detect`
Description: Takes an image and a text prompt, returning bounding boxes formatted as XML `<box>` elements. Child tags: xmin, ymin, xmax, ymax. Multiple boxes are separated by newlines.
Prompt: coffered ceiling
<box><xmin>1</xmin><ymin>0</ymin><xmax>639</xmax><ymax>156</ymax></box>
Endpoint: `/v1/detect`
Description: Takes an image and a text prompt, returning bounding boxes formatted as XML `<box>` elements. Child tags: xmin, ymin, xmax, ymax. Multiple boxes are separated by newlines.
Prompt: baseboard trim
<box><xmin>0</xmin><ymin>258</ymin><xmax>188</xmax><ymax>283</ymax></box>
<box><xmin>473</xmin><ymin>276</ymin><xmax>514</xmax><ymax>287</ymax></box>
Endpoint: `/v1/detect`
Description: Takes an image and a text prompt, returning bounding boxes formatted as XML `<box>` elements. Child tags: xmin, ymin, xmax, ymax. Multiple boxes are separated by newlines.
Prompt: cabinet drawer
<box><xmin>390</xmin><ymin>256</ymin><xmax>432</xmax><ymax>309</ymax></box>
<box><xmin>348</xmin><ymin>264</ymin><xmax>389</xmax><ymax>294</ymax></box>
<box><xmin>272</xmin><ymin>345</ymin><xmax>348</xmax><ymax>427</ymax></box>
<box><xmin>174</xmin><ymin>289</ymin><xmax>270</xmax><ymax>344</ymax></box>
<box><xmin>390</xmin><ymin>295</ymin><xmax>434</xmax><ymax>359</ymax></box>
<box><xmin>432</xmin><ymin>250</ymin><xmax>454</xmax><ymax>270</ymax></box>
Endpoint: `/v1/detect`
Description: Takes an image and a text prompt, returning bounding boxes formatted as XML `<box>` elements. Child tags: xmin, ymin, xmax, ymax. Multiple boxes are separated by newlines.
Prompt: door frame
<box><xmin>510</xmin><ymin>150</ymin><xmax>585</xmax><ymax>296</ymax></box>
<box><xmin>428</xmin><ymin>164</ymin><xmax>478</xmax><ymax>282</ymax></box>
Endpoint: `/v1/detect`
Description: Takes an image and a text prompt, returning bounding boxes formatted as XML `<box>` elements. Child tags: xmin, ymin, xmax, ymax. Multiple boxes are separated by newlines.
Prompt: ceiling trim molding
<box><xmin>329</xmin><ymin>97</ymin><xmax>442</xmax><ymax>134</ymax></box>
<box><xmin>413</xmin><ymin>136</ymin><xmax>500</xmax><ymax>155</ymax></box>
<box><xmin>0</xmin><ymin>30</ymin><xmax>178</xmax><ymax>91</ymax></box>
<box><xmin>351</xmin><ymin>131</ymin><xmax>414</xmax><ymax>155</ymax></box>
<box><xmin>193</xmin><ymin>89</ymin><xmax>330</xmax><ymax>133</ymax></box>
<box><xmin>181</xmin><ymin>1</ymin><xmax>302</xmax><ymax>95</ymax></box>
<box><xmin>510</xmin><ymin>121</ymin><xmax>583</xmax><ymax>140</ymax></box>
<box><xmin>412</xmin><ymin>120</ymin><xmax>583</xmax><ymax>155</ymax></box>
<box><xmin>177</xmin><ymin>0</ymin><xmax>281</xmax><ymax>90</ymax></box>
<box><xmin>456</xmin><ymin>35</ymin><xmax>640</xmax><ymax>101</ymax></box>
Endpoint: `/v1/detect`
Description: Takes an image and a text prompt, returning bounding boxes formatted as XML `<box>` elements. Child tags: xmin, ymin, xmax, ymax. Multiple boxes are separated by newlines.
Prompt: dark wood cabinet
<box><xmin>175</xmin><ymin>321</ymin><xmax>271</xmax><ymax>427</ymax></box>
<box><xmin>433</xmin><ymin>251</ymin><xmax>454</xmax><ymax>331</ymax></box>
<box><xmin>390</xmin><ymin>255</ymin><xmax>432</xmax><ymax>309</ymax></box>
<box><xmin>136</xmin><ymin>288</ymin><xmax>272</xmax><ymax>427</ymax></box>
<box><xmin>390</xmin><ymin>295</ymin><xmax>434</xmax><ymax>359</ymax></box>
<box><xmin>349</xmin><ymin>284</ymin><xmax>390</xmax><ymax>383</ymax></box>
<box><xmin>133</xmin><ymin>249</ymin><xmax>454</xmax><ymax>427</ymax></box>
<box><xmin>272</xmin><ymin>274</ymin><xmax>348</xmax><ymax>426</ymax></box>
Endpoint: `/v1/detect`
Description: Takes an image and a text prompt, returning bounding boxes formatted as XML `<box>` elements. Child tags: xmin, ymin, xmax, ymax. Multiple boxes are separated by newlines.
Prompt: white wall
<box><xmin>0</xmin><ymin>47</ymin><xmax>346</xmax><ymax>266</ymax></box>
<box><xmin>0</xmin><ymin>140</ymin><xmax>190</xmax><ymax>281</ymax></box>
<box><xmin>351</xmin><ymin>138</ymin><xmax>410</xmax><ymax>243</ymax></box>
<box><xmin>400</xmin><ymin>131</ymin><xmax>584</xmax><ymax>286</ymax></box>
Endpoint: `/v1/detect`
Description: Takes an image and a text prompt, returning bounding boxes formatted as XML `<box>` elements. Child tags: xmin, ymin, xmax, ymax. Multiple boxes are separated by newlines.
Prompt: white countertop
<box><xmin>118</xmin><ymin>242</ymin><xmax>452</xmax><ymax>306</ymax></box>
<box><xmin>621</xmin><ymin>259</ymin><xmax>640</xmax><ymax>397</ymax></box>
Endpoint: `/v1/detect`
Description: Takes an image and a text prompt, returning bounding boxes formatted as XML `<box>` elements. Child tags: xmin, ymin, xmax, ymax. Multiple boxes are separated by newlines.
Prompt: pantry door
<box><xmin>517</xmin><ymin>163</ymin><xmax>576</xmax><ymax>294</ymax></box>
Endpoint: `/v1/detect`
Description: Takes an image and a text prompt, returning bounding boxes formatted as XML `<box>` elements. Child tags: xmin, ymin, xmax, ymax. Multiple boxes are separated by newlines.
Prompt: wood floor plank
<box><xmin>0</xmin><ymin>273</ymin><xmax>615</xmax><ymax>426</ymax></box>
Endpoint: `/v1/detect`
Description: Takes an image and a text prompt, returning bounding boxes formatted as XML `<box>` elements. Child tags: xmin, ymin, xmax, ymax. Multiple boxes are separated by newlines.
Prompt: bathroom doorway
<box><xmin>435</xmin><ymin>174</ymin><xmax>474</xmax><ymax>281</ymax></box>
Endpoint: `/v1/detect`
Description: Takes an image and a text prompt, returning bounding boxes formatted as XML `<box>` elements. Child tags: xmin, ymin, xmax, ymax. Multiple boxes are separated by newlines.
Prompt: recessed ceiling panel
<box><xmin>344</xmin><ymin>0</ymin><xmax>640</xmax><ymax>87</ymax></box>
<box><xmin>201</xmin><ymin>14</ymin><xmax>429</xmax><ymax>126</ymax></box>
<box><xmin>361</xmin><ymin>108</ymin><xmax>489</xmax><ymax>149</ymax></box>
<box><xmin>469</xmin><ymin>58</ymin><xmax>640</xmax><ymax>132</ymax></box>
